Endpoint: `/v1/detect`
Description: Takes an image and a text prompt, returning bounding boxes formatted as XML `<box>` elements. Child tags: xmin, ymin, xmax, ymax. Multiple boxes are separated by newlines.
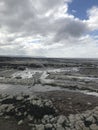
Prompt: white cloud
<box><xmin>86</xmin><ymin>6</ymin><xmax>98</xmax><ymax>30</ymax></box>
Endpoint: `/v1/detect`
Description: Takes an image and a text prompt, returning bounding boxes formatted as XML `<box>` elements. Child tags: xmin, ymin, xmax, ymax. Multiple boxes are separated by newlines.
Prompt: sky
<box><xmin>0</xmin><ymin>0</ymin><xmax>98</xmax><ymax>58</ymax></box>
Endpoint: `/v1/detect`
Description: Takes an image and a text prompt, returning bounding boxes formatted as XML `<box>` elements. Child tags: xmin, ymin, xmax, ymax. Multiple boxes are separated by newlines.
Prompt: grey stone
<box><xmin>36</xmin><ymin>100</ymin><xmax>42</xmax><ymax>106</ymax></box>
<box><xmin>45</xmin><ymin>100</ymin><xmax>52</xmax><ymax>107</ymax></box>
<box><xmin>32</xmin><ymin>100</ymin><xmax>37</xmax><ymax>105</ymax></box>
<box><xmin>50</xmin><ymin>117</ymin><xmax>56</xmax><ymax>123</ymax></box>
<box><xmin>0</xmin><ymin>104</ymin><xmax>8</xmax><ymax>112</ymax></box>
<box><xmin>94</xmin><ymin>110</ymin><xmax>98</xmax><ymax>116</ymax></box>
<box><xmin>16</xmin><ymin>96</ymin><xmax>23</xmax><ymax>101</ymax></box>
<box><xmin>68</xmin><ymin>114</ymin><xmax>75</xmax><ymax>123</ymax></box>
<box><xmin>27</xmin><ymin>115</ymin><xmax>34</xmax><ymax>121</ymax></box>
<box><xmin>18</xmin><ymin>120</ymin><xmax>23</xmax><ymax>125</ymax></box>
<box><xmin>75</xmin><ymin>120</ymin><xmax>85</xmax><ymax>130</ymax></box>
<box><xmin>24</xmin><ymin>111</ymin><xmax>27</xmax><ymax>116</ymax></box>
<box><xmin>45</xmin><ymin>123</ymin><xmax>52</xmax><ymax>129</ymax></box>
<box><xmin>75</xmin><ymin>114</ymin><xmax>81</xmax><ymax>121</ymax></box>
<box><xmin>5</xmin><ymin>116</ymin><xmax>10</xmax><ymax>119</ymax></box>
<box><xmin>17</xmin><ymin>112</ymin><xmax>22</xmax><ymax>117</ymax></box>
<box><xmin>94</xmin><ymin>107</ymin><xmax>98</xmax><ymax>111</ymax></box>
<box><xmin>56</xmin><ymin>124</ymin><xmax>65</xmax><ymax>130</ymax></box>
<box><xmin>86</xmin><ymin>115</ymin><xmax>95</xmax><ymax>124</ymax></box>
<box><xmin>43</xmin><ymin>115</ymin><xmax>50</xmax><ymax>123</ymax></box>
<box><xmin>0</xmin><ymin>112</ymin><xmax>3</xmax><ymax>116</ymax></box>
<box><xmin>6</xmin><ymin>104</ymin><xmax>14</xmax><ymax>112</ymax></box>
<box><xmin>28</xmin><ymin>123</ymin><xmax>35</xmax><ymax>127</ymax></box>
<box><xmin>35</xmin><ymin>124</ymin><xmax>44</xmax><ymax>130</ymax></box>
<box><xmin>82</xmin><ymin>110</ymin><xmax>91</xmax><ymax>118</ymax></box>
<box><xmin>57</xmin><ymin>115</ymin><xmax>66</xmax><ymax>125</ymax></box>
<box><xmin>90</xmin><ymin>124</ymin><xmax>98</xmax><ymax>130</ymax></box>
<box><xmin>65</xmin><ymin>127</ymin><xmax>71</xmax><ymax>130</ymax></box>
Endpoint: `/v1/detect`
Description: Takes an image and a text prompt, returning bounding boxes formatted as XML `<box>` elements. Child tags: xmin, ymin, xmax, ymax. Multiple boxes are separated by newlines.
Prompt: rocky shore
<box><xmin>0</xmin><ymin>58</ymin><xmax>98</xmax><ymax>130</ymax></box>
<box><xmin>0</xmin><ymin>94</ymin><xmax>98</xmax><ymax>130</ymax></box>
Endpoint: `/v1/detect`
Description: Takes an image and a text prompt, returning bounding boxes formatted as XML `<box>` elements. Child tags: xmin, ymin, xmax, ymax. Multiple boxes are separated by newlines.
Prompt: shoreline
<box><xmin>0</xmin><ymin>58</ymin><xmax>98</xmax><ymax>129</ymax></box>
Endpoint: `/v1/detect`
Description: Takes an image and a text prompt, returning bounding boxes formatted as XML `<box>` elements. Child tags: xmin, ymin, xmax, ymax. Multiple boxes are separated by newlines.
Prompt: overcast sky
<box><xmin>0</xmin><ymin>0</ymin><xmax>98</xmax><ymax>58</ymax></box>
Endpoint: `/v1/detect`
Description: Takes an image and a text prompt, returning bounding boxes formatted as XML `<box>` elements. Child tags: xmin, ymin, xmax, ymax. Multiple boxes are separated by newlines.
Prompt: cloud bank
<box><xmin>0</xmin><ymin>0</ymin><xmax>98</xmax><ymax>58</ymax></box>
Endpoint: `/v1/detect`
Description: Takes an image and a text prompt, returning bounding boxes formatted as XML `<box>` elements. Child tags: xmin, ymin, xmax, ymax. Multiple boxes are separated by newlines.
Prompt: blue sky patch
<box><xmin>89</xmin><ymin>30</ymin><xmax>98</xmax><ymax>40</ymax></box>
<box><xmin>68</xmin><ymin>0</ymin><xmax>98</xmax><ymax>20</ymax></box>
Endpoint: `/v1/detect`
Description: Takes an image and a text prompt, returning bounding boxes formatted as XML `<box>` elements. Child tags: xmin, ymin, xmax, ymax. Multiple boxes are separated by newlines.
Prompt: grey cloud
<box><xmin>0</xmin><ymin>0</ymin><xmax>91</xmax><ymax>53</ymax></box>
<box><xmin>0</xmin><ymin>0</ymin><xmax>36</xmax><ymax>32</ymax></box>
<box><xmin>53</xmin><ymin>18</ymin><xmax>89</xmax><ymax>42</ymax></box>
<box><xmin>30</xmin><ymin>0</ymin><xmax>64</xmax><ymax>13</ymax></box>
<box><xmin>0</xmin><ymin>0</ymin><xmax>67</xmax><ymax>34</ymax></box>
